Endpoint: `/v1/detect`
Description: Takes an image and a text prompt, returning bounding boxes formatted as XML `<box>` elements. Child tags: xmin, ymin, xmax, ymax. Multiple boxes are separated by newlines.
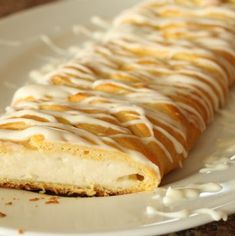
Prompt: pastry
<box><xmin>0</xmin><ymin>0</ymin><xmax>234</xmax><ymax>196</ymax></box>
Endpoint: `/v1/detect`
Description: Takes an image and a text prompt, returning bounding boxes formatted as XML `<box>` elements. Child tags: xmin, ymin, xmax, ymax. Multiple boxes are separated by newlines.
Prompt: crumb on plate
<box><xmin>0</xmin><ymin>212</ymin><xmax>6</xmax><ymax>218</ymax></box>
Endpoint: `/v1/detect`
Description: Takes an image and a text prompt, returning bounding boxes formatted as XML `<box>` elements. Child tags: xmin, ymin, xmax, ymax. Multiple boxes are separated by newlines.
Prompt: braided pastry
<box><xmin>0</xmin><ymin>0</ymin><xmax>234</xmax><ymax>196</ymax></box>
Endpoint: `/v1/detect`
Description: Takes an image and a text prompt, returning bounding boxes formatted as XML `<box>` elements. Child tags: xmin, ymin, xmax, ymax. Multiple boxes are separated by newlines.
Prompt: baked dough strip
<box><xmin>0</xmin><ymin>0</ymin><xmax>234</xmax><ymax>196</ymax></box>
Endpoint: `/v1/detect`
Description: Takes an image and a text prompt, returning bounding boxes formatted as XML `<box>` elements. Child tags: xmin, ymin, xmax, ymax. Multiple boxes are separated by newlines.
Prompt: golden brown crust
<box><xmin>0</xmin><ymin>140</ymin><xmax>159</xmax><ymax>196</ymax></box>
<box><xmin>0</xmin><ymin>0</ymin><xmax>234</xmax><ymax>197</ymax></box>
<box><xmin>0</xmin><ymin>179</ymin><xmax>151</xmax><ymax>197</ymax></box>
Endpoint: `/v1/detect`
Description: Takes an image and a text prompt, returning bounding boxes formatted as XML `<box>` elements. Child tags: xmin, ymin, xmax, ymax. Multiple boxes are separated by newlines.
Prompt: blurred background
<box><xmin>0</xmin><ymin>0</ymin><xmax>57</xmax><ymax>17</ymax></box>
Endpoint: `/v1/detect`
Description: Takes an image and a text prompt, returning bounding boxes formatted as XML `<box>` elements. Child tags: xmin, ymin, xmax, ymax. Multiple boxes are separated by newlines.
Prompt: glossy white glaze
<box><xmin>0</xmin><ymin>0</ymin><xmax>235</xmax><ymax>193</ymax></box>
<box><xmin>162</xmin><ymin>183</ymin><xmax>222</xmax><ymax>205</ymax></box>
<box><xmin>146</xmin><ymin>206</ymin><xmax>227</xmax><ymax>221</ymax></box>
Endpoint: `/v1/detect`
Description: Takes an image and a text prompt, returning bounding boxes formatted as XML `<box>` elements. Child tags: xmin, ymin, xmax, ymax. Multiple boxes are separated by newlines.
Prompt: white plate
<box><xmin>0</xmin><ymin>0</ymin><xmax>235</xmax><ymax>235</ymax></box>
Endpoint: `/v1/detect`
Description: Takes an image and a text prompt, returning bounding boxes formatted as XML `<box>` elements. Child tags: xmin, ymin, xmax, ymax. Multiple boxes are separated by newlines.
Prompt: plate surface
<box><xmin>0</xmin><ymin>0</ymin><xmax>235</xmax><ymax>235</ymax></box>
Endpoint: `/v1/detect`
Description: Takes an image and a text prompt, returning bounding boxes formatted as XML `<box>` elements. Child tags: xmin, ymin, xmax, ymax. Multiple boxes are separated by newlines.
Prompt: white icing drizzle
<box><xmin>40</xmin><ymin>35</ymin><xmax>67</xmax><ymax>55</ymax></box>
<box><xmin>146</xmin><ymin>206</ymin><xmax>227</xmax><ymax>221</ymax></box>
<box><xmin>0</xmin><ymin>0</ymin><xmax>235</xmax><ymax>177</ymax></box>
<box><xmin>91</xmin><ymin>16</ymin><xmax>111</xmax><ymax>29</ymax></box>
<box><xmin>161</xmin><ymin>183</ymin><xmax>222</xmax><ymax>206</ymax></box>
<box><xmin>146</xmin><ymin>90</ymin><xmax>234</xmax><ymax>221</ymax></box>
<box><xmin>193</xmin><ymin>208</ymin><xmax>228</xmax><ymax>221</ymax></box>
<box><xmin>199</xmin><ymin>156</ymin><xmax>235</xmax><ymax>173</ymax></box>
<box><xmin>0</xmin><ymin>109</ymin><xmax>129</xmax><ymax>134</ymax></box>
<box><xmin>151</xmin><ymin>4</ymin><xmax>235</xmax><ymax>19</ymax></box>
<box><xmin>152</xmin><ymin>182</ymin><xmax>222</xmax><ymax>204</ymax></box>
<box><xmin>147</xmin><ymin>182</ymin><xmax>226</xmax><ymax>221</ymax></box>
<box><xmin>154</xmin><ymin>126</ymin><xmax>187</xmax><ymax>157</ymax></box>
<box><xmin>72</xmin><ymin>25</ymin><xmax>94</xmax><ymax>37</ymax></box>
<box><xmin>146</xmin><ymin>207</ymin><xmax>189</xmax><ymax>219</ymax></box>
<box><xmin>146</xmin><ymin>110</ymin><xmax>187</xmax><ymax>141</ymax></box>
<box><xmin>199</xmin><ymin>102</ymin><xmax>235</xmax><ymax>173</ymax></box>
<box><xmin>142</xmin><ymin>136</ymin><xmax>173</xmax><ymax>162</ymax></box>
<box><xmin>0</xmin><ymin>118</ymin><xmax>111</xmax><ymax>147</ymax></box>
<box><xmin>12</xmin><ymin>84</ymin><xmax>79</xmax><ymax>103</ymax></box>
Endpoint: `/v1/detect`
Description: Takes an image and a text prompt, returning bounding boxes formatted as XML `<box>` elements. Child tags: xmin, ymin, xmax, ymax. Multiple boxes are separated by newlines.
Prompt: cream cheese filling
<box><xmin>0</xmin><ymin>150</ymin><xmax>146</xmax><ymax>190</ymax></box>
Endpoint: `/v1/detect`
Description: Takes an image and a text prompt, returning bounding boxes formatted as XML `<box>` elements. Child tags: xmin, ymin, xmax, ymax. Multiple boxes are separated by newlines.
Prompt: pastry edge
<box><xmin>0</xmin><ymin>179</ymin><xmax>154</xmax><ymax>197</ymax></box>
<box><xmin>0</xmin><ymin>140</ymin><xmax>160</xmax><ymax>196</ymax></box>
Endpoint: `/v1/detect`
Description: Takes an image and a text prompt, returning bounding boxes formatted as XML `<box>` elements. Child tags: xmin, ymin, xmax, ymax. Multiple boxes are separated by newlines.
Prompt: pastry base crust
<box><xmin>0</xmin><ymin>141</ymin><xmax>159</xmax><ymax>197</ymax></box>
<box><xmin>0</xmin><ymin>179</ymin><xmax>148</xmax><ymax>197</ymax></box>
